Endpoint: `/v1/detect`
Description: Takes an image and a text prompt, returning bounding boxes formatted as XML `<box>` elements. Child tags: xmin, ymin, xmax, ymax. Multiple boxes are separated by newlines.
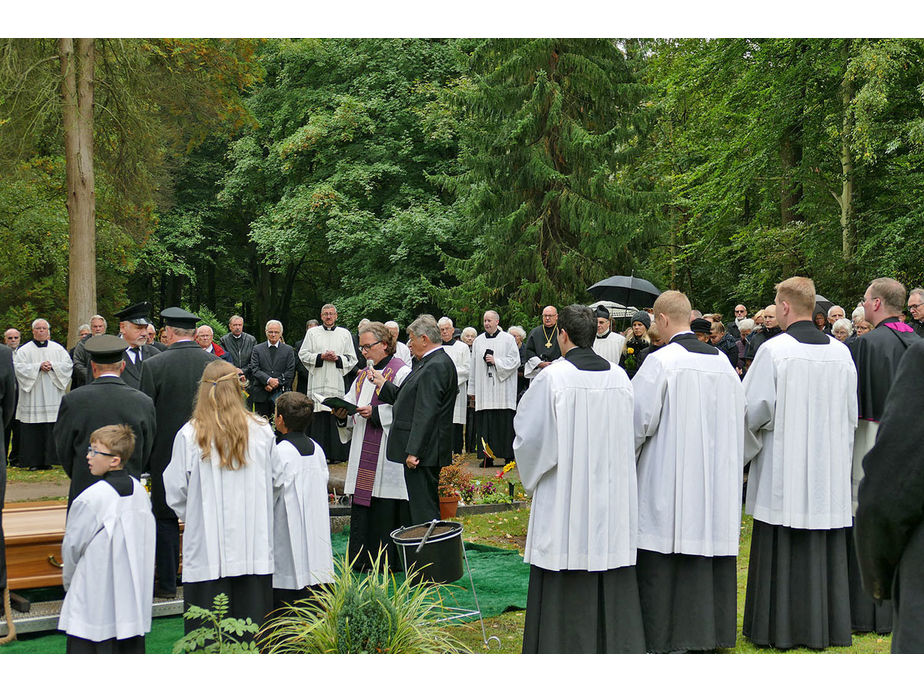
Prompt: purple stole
<box><xmin>352</xmin><ymin>355</ymin><xmax>407</xmax><ymax>507</ymax></box>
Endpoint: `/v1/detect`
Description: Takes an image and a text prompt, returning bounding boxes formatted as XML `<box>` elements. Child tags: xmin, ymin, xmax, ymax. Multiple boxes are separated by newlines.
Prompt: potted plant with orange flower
<box><xmin>437</xmin><ymin>454</ymin><xmax>473</xmax><ymax>519</ymax></box>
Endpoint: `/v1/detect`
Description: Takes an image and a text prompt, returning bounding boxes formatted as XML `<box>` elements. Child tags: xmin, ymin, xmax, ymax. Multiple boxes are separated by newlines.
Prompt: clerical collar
<box><xmin>786</xmin><ymin>320</ymin><xmax>829</xmax><ymax>344</ymax></box>
<box><xmin>485</xmin><ymin>330</ymin><xmax>499</xmax><ymax>338</ymax></box>
<box><xmin>442</xmin><ymin>338</ymin><xmax>458</xmax><ymax>346</ymax></box>
<box><xmin>323</xmin><ymin>325</ymin><xmax>336</xmax><ymax>331</ymax></box>
<box><xmin>668</xmin><ymin>330</ymin><xmax>695</xmax><ymax>343</ymax></box>
<box><xmin>33</xmin><ymin>339</ymin><xmax>48</xmax><ymax>348</ymax></box>
<box><xmin>102</xmin><ymin>468</ymin><xmax>133</xmax><ymax>497</ymax></box>
<box><xmin>564</xmin><ymin>346</ymin><xmax>610</xmax><ymax>371</ymax></box>
<box><xmin>280</xmin><ymin>431</ymin><xmax>315</xmax><ymax>456</ymax></box>
<box><xmin>596</xmin><ymin>331</ymin><xmax>610</xmax><ymax>339</ymax></box>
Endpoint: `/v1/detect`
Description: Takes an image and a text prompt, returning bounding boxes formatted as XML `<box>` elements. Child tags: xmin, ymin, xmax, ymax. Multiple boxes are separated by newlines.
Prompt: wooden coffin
<box><xmin>2</xmin><ymin>501</ymin><xmax>67</xmax><ymax>590</ymax></box>
<box><xmin>2</xmin><ymin>501</ymin><xmax>185</xmax><ymax>590</ymax></box>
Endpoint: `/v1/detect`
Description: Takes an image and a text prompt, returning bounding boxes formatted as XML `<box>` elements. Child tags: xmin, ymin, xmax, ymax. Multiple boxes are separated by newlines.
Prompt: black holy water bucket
<box><xmin>390</xmin><ymin>520</ymin><xmax>464</xmax><ymax>583</ymax></box>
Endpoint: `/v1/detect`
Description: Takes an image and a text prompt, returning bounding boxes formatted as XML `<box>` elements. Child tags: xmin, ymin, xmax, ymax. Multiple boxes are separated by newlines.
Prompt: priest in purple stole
<box><xmin>333</xmin><ymin>322</ymin><xmax>412</xmax><ymax>572</ymax></box>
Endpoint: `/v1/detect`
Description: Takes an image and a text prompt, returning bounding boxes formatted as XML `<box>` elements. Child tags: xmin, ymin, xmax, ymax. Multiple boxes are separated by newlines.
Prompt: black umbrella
<box><xmin>587</xmin><ymin>275</ymin><xmax>662</xmax><ymax>309</ymax></box>
<box><xmin>815</xmin><ymin>294</ymin><xmax>833</xmax><ymax>313</ymax></box>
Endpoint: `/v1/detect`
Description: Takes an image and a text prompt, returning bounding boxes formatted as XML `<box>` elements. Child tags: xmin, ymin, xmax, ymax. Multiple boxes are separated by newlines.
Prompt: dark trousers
<box><xmin>253</xmin><ymin>398</ymin><xmax>275</xmax><ymax>420</ymax></box>
<box><xmin>18</xmin><ymin>421</ymin><xmax>56</xmax><ymax>469</ymax></box>
<box><xmin>0</xmin><ymin>456</ymin><xmax>6</xmax><ymax>591</ymax></box>
<box><xmin>404</xmin><ymin>465</ymin><xmax>440</xmax><ymax>525</ymax></box>
<box><xmin>452</xmin><ymin>423</ymin><xmax>464</xmax><ymax>455</ymax></box>
<box><xmin>66</xmin><ymin>634</ymin><xmax>145</xmax><ymax>654</ymax></box>
<box><xmin>155</xmin><ymin>517</ymin><xmax>181</xmax><ymax>594</ymax></box>
<box><xmin>4</xmin><ymin>419</ymin><xmax>19</xmax><ymax>465</ymax></box>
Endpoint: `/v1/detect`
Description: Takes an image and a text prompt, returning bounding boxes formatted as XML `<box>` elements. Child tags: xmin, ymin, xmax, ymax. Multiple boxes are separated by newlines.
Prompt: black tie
<box><xmin>131</xmin><ymin>347</ymin><xmax>141</xmax><ymax>363</ymax></box>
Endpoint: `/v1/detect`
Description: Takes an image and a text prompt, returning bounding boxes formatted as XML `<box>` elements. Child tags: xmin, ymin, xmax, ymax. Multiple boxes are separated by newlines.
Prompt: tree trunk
<box><xmin>779</xmin><ymin>125</ymin><xmax>804</xmax><ymax>226</ymax></box>
<box><xmin>839</xmin><ymin>40</ymin><xmax>856</xmax><ymax>271</ymax></box>
<box><xmin>59</xmin><ymin>38</ymin><xmax>96</xmax><ymax>348</ymax></box>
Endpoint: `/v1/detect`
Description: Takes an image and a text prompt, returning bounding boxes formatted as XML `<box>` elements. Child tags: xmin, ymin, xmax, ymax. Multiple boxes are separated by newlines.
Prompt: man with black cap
<box><xmin>140</xmin><ymin>307</ymin><xmax>217</xmax><ymax>598</ymax></box>
<box><xmin>54</xmin><ymin>335</ymin><xmax>156</xmax><ymax>508</ymax></box>
<box><xmin>115</xmin><ymin>302</ymin><xmax>160</xmax><ymax>390</ymax></box>
<box><xmin>591</xmin><ymin>304</ymin><xmax>625</xmax><ymax>364</ymax></box>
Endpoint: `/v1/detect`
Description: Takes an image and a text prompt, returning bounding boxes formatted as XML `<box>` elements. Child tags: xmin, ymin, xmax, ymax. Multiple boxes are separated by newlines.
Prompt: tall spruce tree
<box><xmin>438</xmin><ymin>39</ymin><xmax>660</xmax><ymax>325</ymax></box>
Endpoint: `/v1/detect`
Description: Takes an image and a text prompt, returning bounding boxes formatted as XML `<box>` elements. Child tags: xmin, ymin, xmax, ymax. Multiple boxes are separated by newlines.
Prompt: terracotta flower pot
<box><xmin>439</xmin><ymin>494</ymin><xmax>460</xmax><ymax>519</ymax></box>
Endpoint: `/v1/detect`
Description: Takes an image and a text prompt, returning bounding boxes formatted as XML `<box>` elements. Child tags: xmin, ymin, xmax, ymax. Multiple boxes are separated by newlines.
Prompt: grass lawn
<box><xmin>449</xmin><ymin>507</ymin><xmax>892</xmax><ymax>654</ymax></box>
<box><xmin>5</xmin><ymin>466</ymin><xmax>68</xmax><ymax>484</ymax></box>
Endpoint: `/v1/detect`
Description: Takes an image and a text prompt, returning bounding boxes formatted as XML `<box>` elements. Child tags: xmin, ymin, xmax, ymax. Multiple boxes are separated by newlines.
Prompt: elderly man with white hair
<box><xmin>384</xmin><ymin>320</ymin><xmax>412</xmax><ymax>366</ymax></box>
<box><xmin>14</xmin><ymin>318</ymin><xmax>73</xmax><ymax>470</ymax></box>
<box><xmin>299</xmin><ymin>304</ymin><xmax>358</xmax><ymax>463</ymax></box>
<box><xmin>468</xmin><ymin>310</ymin><xmax>520</xmax><ymax>466</ymax></box>
<box><xmin>827</xmin><ymin>305</ymin><xmax>846</xmax><ymax>335</ymax></box>
<box><xmin>438</xmin><ymin>316</ymin><xmax>470</xmax><ymax>454</ymax></box>
<box><xmin>248</xmin><ymin>320</ymin><xmax>297</xmax><ymax>419</ymax></box>
<box><xmin>70</xmin><ymin>314</ymin><xmax>108</xmax><ymax>389</ymax></box>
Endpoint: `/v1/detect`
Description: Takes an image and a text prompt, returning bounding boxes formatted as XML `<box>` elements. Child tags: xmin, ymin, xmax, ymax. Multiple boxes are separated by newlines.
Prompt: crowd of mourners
<box><xmin>1</xmin><ymin>275</ymin><xmax>922</xmax><ymax>654</ymax></box>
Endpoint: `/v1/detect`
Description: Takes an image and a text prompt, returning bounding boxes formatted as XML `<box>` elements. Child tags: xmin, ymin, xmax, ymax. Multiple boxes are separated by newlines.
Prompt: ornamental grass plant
<box><xmin>258</xmin><ymin>549</ymin><xmax>470</xmax><ymax>654</ymax></box>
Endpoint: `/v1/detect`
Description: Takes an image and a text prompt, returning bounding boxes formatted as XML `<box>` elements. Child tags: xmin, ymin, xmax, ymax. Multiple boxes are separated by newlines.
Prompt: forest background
<box><xmin>2</xmin><ymin>37</ymin><xmax>923</xmax><ymax>345</ymax></box>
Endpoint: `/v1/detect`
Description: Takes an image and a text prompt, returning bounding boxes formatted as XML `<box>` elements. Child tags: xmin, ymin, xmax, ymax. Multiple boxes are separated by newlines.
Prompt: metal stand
<box><xmin>397</xmin><ymin>540</ymin><xmax>501</xmax><ymax>650</ymax></box>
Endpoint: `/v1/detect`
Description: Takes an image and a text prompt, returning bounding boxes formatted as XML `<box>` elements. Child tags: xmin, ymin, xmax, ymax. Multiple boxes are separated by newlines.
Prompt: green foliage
<box><xmin>260</xmin><ymin>549</ymin><xmax>469</xmax><ymax>654</ymax></box>
<box><xmin>0</xmin><ymin>157</ymin><xmax>136</xmax><ymax>333</ymax></box>
<box><xmin>434</xmin><ymin>39</ymin><xmax>663</xmax><ymax>326</ymax></box>
<box><xmin>335</xmin><ymin>583</ymin><xmax>398</xmax><ymax>653</ymax></box>
<box><xmin>173</xmin><ymin>593</ymin><xmax>260</xmax><ymax>654</ymax></box>
<box><xmin>218</xmin><ymin>38</ymin><xmax>468</xmax><ymax>328</ymax></box>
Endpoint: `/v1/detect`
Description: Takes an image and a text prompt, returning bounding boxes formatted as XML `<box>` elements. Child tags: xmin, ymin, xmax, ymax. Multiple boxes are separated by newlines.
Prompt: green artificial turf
<box><xmin>1</xmin><ymin>526</ymin><xmax>530</xmax><ymax>654</ymax></box>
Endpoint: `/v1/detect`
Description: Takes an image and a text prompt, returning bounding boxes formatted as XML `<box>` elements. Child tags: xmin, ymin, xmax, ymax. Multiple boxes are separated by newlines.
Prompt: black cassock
<box><xmin>522</xmin><ymin>324</ymin><xmax>562</xmax><ymax>373</ymax></box>
<box><xmin>847</xmin><ymin>320</ymin><xmax>920</xmax><ymax>634</ymax></box>
<box><xmin>140</xmin><ymin>341</ymin><xmax>217</xmax><ymax>593</ymax></box>
<box><xmin>0</xmin><ymin>344</ymin><xmax>16</xmax><ymax>593</ymax></box>
<box><xmin>54</xmin><ymin>375</ymin><xmax>157</xmax><ymax>507</ymax></box>
<box><xmin>856</xmin><ymin>340</ymin><xmax>924</xmax><ymax>653</ymax></box>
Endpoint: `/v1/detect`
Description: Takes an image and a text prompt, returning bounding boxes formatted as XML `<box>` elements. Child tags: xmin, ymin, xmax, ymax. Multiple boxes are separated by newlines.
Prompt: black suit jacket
<box><xmin>0</xmin><ymin>344</ymin><xmax>15</xmax><ymax>445</ymax></box>
<box><xmin>140</xmin><ymin>340</ymin><xmax>217</xmax><ymax>518</ymax></box>
<box><xmin>377</xmin><ymin>347</ymin><xmax>458</xmax><ymax>468</ymax></box>
<box><xmin>247</xmin><ymin>341</ymin><xmax>297</xmax><ymax>403</ymax></box>
<box><xmin>54</xmin><ymin>376</ymin><xmax>157</xmax><ymax>506</ymax></box>
<box><xmin>120</xmin><ymin>343</ymin><xmax>161</xmax><ymax>390</ymax></box>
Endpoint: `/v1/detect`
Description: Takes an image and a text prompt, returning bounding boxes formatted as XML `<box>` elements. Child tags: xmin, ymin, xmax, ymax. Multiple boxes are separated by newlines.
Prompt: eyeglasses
<box><xmin>909</xmin><ymin>303</ymin><xmax>923</xmax><ymax>311</ymax></box>
<box><xmin>359</xmin><ymin>341</ymin><xmax>383</xmax><ymax>352</ymax></box>
<box><xmin>87</xmin><ymin>446</ymin><xmax>117</xmax><ymax>458</ymax></box>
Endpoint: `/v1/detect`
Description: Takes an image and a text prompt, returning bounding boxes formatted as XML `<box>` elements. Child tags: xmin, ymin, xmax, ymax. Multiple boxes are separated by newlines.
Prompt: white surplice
<box><xmin>395</xmin><ymin>341</ymin><xmax>412</xmax><ymax>366</ymax></box>
<box><xmin>513</xmin><ymin>358</ymin><xmax>637</xmax><ymax>571</ymax></box>
<box><xmin>14</xmin><ymin>340</ymin><xmax>72</xmax><ymax>422</ymax></box>
<box><xmin>743</xmin><ymin>333</ymin><xmax>858</xmax><ymax>530</ymax></box>
<box><xmin>467</xmin><ymin>329</ymin><xmax>520</xmax><ymax>411</ymax></box>
<box><xmin>272</xmin><ymin>439</ymin><xmax>334</xmax><ymax>589</ymax></box>
<box><xmin>633</xmin><ymin>339</ymin><xmax>746</xmax><ymax>557</ymax></box>
<box><xmin>298</xmin><ymin>325</ymin><xmax>358</xmax><ymax>413</ymax></box>
<box><xmin>59</xmin><ymin>478</ymin><xmax>155</xmax><ymax>641</ymax></box>
<box><xmin>442</xmin><ymin>340</ymin><xmax>471</xmax><ymax>424</ymax></box>
<box><xmin>340</xmin><ymin>360</ymin><xmax>412</xmax><ymax>499</ymax></box>
<box><xmin>592</xmin><ymin>331</ymin><xmax>626</xmax><ymax>365</ymax></box>
<box><xmin>164</xmin><ymin>417</ymin><xmax>280</xmax><ymax>582</ymax></box>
